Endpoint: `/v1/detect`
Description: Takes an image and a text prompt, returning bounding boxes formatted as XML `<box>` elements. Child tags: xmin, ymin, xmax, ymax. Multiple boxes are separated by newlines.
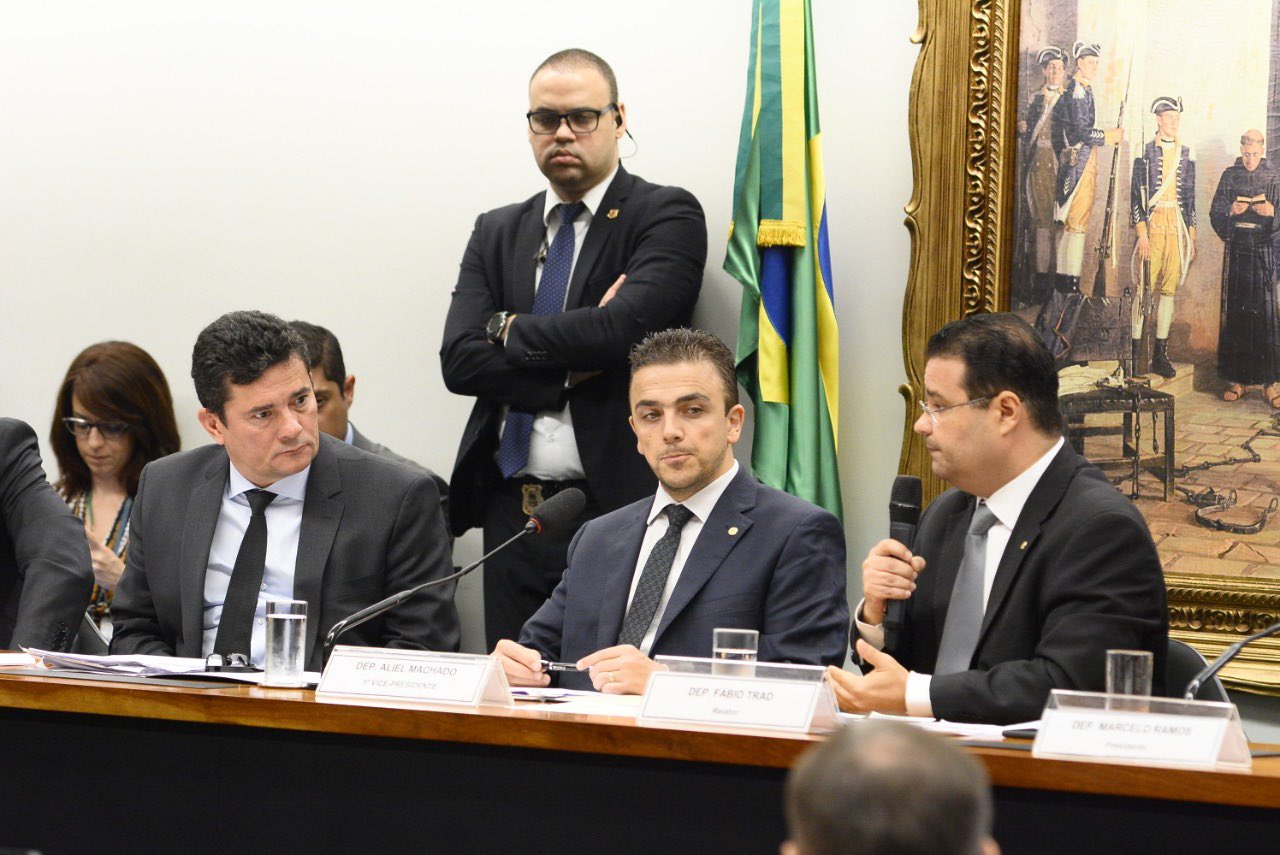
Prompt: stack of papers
<box><xmin>22</xmin><ymin>648</ymin><xmax>322</xmax><ymax>687</ymax></box>
<box><xmin>26</xmin><ymin>649</ymin><xmax>211</xmax><ymax>676</ymax></box>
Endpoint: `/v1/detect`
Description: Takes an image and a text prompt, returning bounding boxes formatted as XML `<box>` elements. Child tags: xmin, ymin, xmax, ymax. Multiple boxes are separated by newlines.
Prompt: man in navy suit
<box><xmin>831</xmin><ymin>313</ymin><xmax>1166</xmax><ymax>724</ymax></box>
<box><xmin>494</xmin><ymin>329</ymin><xmax>848</xmax><ymax>693</ymax></box>
<box><xmin>440</xmin><ymin>49</ymin><xmax>707</xmax><ymax>650</ymax></box>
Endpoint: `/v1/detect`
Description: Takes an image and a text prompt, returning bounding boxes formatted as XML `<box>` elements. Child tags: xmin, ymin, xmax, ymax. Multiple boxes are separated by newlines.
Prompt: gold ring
<box><xmin>606</xmin><ymin>672</ymin><xmax>616</xmax><ymax>683</ymax></box>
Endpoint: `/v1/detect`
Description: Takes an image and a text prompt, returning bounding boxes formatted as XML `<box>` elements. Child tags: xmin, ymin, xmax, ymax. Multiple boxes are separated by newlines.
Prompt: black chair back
<box><xmin>1166</xmin><ymin>637</ymin><xmax>1228</xmax><ymax>702</ymax></box>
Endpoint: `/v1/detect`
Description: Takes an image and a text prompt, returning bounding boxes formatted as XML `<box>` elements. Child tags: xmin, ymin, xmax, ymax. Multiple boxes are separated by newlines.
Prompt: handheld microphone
<box><xmin>1184</xmin><ymin>619</ymin><xmax>1280</xmax><ymax>700</ymax></box>
<box><xmin>322</xmin><ymin>487</ymin><xmax>586</xmax><ymax>659</ymax></box>
<box><xmin>881</xmin><ymin>475</ymin><xmax>922</xmax><ymax>654</ymax></box>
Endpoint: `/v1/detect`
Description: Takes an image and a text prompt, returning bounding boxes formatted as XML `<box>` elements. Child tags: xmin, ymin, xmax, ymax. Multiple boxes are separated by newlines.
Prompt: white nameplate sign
<box><xmin>316</xmin><ymin>646</ymin><xmax>512</xmax><ymax>708</ymax></box>
<box><xmin>638</xmin><ymin>668</ymin><xmax>838</xmax><ymax>733</ymax></box>
<box><xmin>1033</xmin><ymin>690</ymin><xmax>1251</xmax><ymax>770</ymax></box>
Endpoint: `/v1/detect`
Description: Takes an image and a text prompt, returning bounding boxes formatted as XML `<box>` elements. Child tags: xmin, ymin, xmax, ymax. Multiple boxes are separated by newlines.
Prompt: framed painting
<box><xmin>902</xmin><ymin>0</ymin><xmax>1280</xmax><ymax>693</ymax></box>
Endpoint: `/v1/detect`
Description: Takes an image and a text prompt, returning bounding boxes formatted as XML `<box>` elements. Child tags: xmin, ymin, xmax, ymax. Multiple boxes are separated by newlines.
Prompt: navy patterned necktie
<box><xmin>935</xmin><ymin>502</ymin><xmax>999</xmax><ymax>675</ymax></box>
<box><xmin>617</xmin><ymin>504</ymin><xmax>696</xmax><ymax>648</ymax></box>
<box><xmin>213</xmin><ymin>488</ymin><xmax>277</xmax><ymax>657</ymax></box>
<box><xmin>496</xmin><ymin>200</ymin><xmax>587</xmax><ymax>479</ymax></box>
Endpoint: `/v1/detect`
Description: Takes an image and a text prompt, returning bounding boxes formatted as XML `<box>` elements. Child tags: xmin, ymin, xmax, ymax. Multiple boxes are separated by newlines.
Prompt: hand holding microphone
<box><xmin>875</xmin><ymin>476</ymin><xmax>925</xmax><ymax>653</ymax></box>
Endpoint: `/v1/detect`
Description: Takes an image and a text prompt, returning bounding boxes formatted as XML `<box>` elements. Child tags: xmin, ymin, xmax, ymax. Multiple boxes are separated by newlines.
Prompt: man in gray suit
<box><xmin>288</xmin><ymin>320</ymin><xmax>449</xmax><ymax>519</ymax></box>
<box><xmin>112</xmin><ymin>311</ymin><xmax>458</xmax><ymax>670</ymax></box>
<box><xmin>0</xmin><ymin>418</ymin><xmax>93</xmax><ymax>651</ymax></box>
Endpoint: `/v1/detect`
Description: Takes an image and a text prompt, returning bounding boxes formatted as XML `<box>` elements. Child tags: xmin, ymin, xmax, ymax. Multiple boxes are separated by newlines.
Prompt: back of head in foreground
<box><xmin>784</xmin><ymin>721</ymin><xmax>999</xmax><ymax>855</ymax></box>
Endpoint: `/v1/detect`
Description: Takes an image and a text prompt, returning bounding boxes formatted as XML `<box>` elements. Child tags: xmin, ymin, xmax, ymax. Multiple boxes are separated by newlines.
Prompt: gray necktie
<box><xmin>934</xmin><ymin>502</ymin><xmax>999</xmax><ymax>675</ymax></box>
<box><xmin>617</xmin><ymin>505</ymin><xmax>695</xmax><ymax>648</ymax></box>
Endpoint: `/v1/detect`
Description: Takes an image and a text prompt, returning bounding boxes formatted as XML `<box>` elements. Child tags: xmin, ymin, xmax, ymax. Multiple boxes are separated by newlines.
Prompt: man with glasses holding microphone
<box><xmin>828</xmin><ymin>313</ymin><xmax>1167</xmax><ymax>724</ymax></box>
<box><xmin>441</xmin><ymin>49</ymin><xmax>707</xmax><ymax>649</ymax></box>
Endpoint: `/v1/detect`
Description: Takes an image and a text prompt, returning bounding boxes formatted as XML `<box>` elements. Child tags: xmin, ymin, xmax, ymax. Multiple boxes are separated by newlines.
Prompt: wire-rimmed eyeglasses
<box><xmin>917</xmin><ymin>396</ymin><xmax>992</xmax><ymax>425</ymax></box>
<box><xmin>526</xmin><ymin>104</ymin><xmax>618</xmax><ymax>135</ymax></box>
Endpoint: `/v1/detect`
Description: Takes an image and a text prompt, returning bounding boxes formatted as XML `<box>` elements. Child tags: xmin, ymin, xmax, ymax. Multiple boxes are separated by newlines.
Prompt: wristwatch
<box><xmin>486</xmin><ymin>311</ymin><xmax>512</xmax><ymax>345</ymax></box>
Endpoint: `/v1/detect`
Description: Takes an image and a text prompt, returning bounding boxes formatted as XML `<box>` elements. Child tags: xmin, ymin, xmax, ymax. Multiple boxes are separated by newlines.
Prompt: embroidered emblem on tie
<box><xmin>606</xmin><ymin>208</ymin><xmax>620</xmax><ymax>219</ymax></box>
<box><xmin>727</xmin><ymin>526</ymin><xmax>739</xmax><ymax>536</ymax></box>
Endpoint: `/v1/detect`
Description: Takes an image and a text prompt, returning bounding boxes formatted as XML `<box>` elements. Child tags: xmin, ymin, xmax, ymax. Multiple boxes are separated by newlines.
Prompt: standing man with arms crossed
<box><xmin>441</xmin><ymin>49</ymin><xmax>707</xmax><ymax>649</ymax></box>
<box><xmin>112</xmin><ymin>311</ymin><xmax>458</xmax><ymax>670</ymax></box>
<box><xmin>494</xmin><ymin>330</ymin><xmax>847</xmax><ymax>693</ymax></box>
<box><xmin>829</xmin><ymin>313</ymin><xmax>1167</xmax><ymax>724</ymax></box>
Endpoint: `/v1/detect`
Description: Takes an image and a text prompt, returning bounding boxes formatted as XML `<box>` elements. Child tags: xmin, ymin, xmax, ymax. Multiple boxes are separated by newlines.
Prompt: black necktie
<box><xmin>496</xmin><ymin>201</ymin><xmax>587</xmax><ymax>478</ymax></box>
<box><xmin>214</xmin><ymin>488</ymin><xmax>277</xmax><ymax>657</ymax></box>
<box><xmin>617</xmin><ymin>504</ymin><xmax>696</xmax><ymax>648</ymax></box>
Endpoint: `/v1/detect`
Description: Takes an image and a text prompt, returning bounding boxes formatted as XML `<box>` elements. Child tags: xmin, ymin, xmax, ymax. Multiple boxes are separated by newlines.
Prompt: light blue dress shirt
<box><xmin>202</xmin><ymin>462</ymin><xmax>310</xmax><ymax>664</ymax></box>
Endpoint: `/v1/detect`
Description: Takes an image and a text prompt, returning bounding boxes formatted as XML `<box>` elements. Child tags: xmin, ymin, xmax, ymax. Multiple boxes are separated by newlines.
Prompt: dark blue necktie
<box><xmin>496</xmin><ymin>201</ymin><xmax>586</xmax><ymax>479</ymax></box>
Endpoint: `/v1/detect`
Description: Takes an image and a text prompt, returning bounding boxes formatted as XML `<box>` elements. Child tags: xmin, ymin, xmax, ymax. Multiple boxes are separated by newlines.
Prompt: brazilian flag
<box><xmin>725</xmin><ymin>0</ymin><xmax>841</xmax><ymax>519</ymax></box>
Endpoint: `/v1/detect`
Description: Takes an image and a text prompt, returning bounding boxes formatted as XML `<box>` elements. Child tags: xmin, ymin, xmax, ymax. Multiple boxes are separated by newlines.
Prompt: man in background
<box><xmin>289</xmin><ymin>320</ymin><xmax>449</xmax><ymax>517</ymax></box>
<box><xmin>783</xmin><ymin>721</ymin><xmax>1000</xmax><ymax>855</ymax></box>
<box><xmin>441</xmin><ymin>49</ymin><xmax>707</xmax><ymax>648</ymax></box>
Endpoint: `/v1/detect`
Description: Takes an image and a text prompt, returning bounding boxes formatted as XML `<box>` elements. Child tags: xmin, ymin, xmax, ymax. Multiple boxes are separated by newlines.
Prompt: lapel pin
<box><xmin>606</xmin><ymin>208</ymin><xmax>620</xmax><ymax>219</ymax></box>
<box><xmin>727</xmin><ymin>526</ymin><xmax>739</xmax><ymax>536</ymax></box>
<box><xmin>1019</xmin><ymin>541</ymin><xmax>1028</xmax><ymax>550</ymax></box>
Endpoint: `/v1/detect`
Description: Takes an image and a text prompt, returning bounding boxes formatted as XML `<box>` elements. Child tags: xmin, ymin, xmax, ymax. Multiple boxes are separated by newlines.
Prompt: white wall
<box><xmin>0</xmin><ymin>1</ymin><xmax>918</xmax><ymax>654</ymax></box>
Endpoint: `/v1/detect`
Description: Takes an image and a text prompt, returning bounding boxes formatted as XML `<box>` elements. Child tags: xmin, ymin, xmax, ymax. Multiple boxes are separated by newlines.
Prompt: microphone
<box><xmin>881</xmin><ymin>475</ymin><xmax>922</xmax><ymax>654</ymax></box>
<box><xmin>322</xmin><ymin>487</ymin><xmax>587</xmax><ymax>659</ymax></box>
<box><xmin>1184</xmin><ymin>619</ymin><xmax>1280</xmax><ymax>700</ymax></box>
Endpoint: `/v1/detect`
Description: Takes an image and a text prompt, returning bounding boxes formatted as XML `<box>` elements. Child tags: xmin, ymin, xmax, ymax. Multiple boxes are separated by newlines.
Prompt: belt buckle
<box><xmin>521</xmin><ymin>484</ymin><xmax>545</xmax><ymax>516</ymax></box>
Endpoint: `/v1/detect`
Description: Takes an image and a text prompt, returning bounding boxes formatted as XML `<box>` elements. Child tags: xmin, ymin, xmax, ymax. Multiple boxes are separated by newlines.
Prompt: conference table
<box><xmin>0</xmin><ymin>669</ymin><xmax>1277</xmax><ymax>855</ymax></box>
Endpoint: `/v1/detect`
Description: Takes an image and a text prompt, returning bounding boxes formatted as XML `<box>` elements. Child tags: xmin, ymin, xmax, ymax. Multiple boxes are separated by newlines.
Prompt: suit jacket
<box><xmin>519</xmin><ymin>467</ymin><xmax>849</xmax><ymax>691</ymax></box>
<box><xmin>440</xmin><ymin>165</ymin><xmax>707</xmax><ymax>535</ymax></box>
<box><xmin>883</xmin><ymin>444</ymin><xmax>1168</xmax><ymax>724</ymax></box>
<box><xmin>0</xmin><ymin>419</ymin><xmax>93</xmax><ymax>650</ymax></box>
<box><xmin>350</xmin><ymin>423</ymin><xmax>449</xmax><ymax>525</ymax></box>
<box><xmin>111</xmin><ymin>433</ymin><xmax>459</xmax><ymax>670</ymax></box>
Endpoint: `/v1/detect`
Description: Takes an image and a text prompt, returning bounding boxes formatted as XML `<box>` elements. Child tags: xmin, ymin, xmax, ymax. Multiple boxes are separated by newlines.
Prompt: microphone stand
<box><xmin>1184</xmin><ymin>619</ymin><xmax>1280</xmax><ymax>700</ymax></box>
<box><xmin>322</xmin><ymin>521</ymin><xmax>537</xmax><ymax>663</ymax></box>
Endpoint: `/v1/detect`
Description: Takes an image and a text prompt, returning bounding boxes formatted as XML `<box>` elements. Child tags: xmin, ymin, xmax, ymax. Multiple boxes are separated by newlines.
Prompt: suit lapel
<box><xmin>565</xmin><ymin>166</ymin><xmax>630</xmax><ymax>310</ymax></box>
<box><xmin>295</xmin><ymin>439</ymin><xmax>344</xmax><ymax>663</ymax></box>
<box><xmin>511</xmin><ymin>196</ymin><xmax>546</xmax><ymax>314</ymax></box>
<box><xmin>651</xmin><ymin>469</ymin><xmax>756</xmax><ymax>647</ymax></box>
<box><xmin>977</xmin><ymin>445</ymin><xmax>1079</xmax><ymax>641</ymax></box>
<box><xmin>180</xmin><ymin>454</ymin><xmax>230</xmax><ymax>655</ymax></box>
<box><xmin>595</xmin><ymin>502</ymin><xmax>651</xmax><ymax>651</ymax></box>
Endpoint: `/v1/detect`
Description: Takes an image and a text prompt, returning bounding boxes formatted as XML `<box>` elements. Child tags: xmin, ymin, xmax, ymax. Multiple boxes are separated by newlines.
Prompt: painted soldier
<box><xmin>1131</xmin><ymin>96</ymin><xmax>1196</xmax><ymax>378</ymax></box>
<box><xmin>1020</xmin><ymin>46</ymin><xmax>1067</xmax><ymax>302</ymax></box>
<box><xmin>1210</xmin><ymin>129</ymin><xmax>1280</xmax><ymax>406</ymax></box>
<box><xmin>1050</xmin><ymin>41</ymin><xmax>1124</xmax><ymax>295</ymax></box>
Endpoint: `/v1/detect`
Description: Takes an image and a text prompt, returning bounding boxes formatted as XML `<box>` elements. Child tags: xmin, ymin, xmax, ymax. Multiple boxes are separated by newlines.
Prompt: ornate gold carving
<box><xmin>903</xmin><ymin>0</ymin><xmax>1280</xmax><ymax>692</ymax></box>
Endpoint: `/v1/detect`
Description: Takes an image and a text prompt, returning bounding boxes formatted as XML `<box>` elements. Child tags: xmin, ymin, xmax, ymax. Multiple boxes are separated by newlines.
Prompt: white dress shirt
<box><xmin>500</xmin><ymin>164</ymin><xmax>620</xmax><ymax>481</ymax></box>
<box><xmin>856</xmin><ymin>438</ymin><xmax>1064</xmax><ymax>717</ymax></box>
<box><xmin>627</xmin><ymin>460</ymin><xmax>740</xmax><ymax>655</ymax></box>
<box><xmin>202</xmin><ymin>462</ymin><xmax>311</xmax><ymax>664</ymax></box>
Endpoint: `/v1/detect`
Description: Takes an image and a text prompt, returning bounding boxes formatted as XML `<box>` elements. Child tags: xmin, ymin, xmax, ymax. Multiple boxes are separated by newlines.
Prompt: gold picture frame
<box><xmin>900</xmin><ymin>0</ymin><xmax>1280</xmax><ymax>693</ymax></box>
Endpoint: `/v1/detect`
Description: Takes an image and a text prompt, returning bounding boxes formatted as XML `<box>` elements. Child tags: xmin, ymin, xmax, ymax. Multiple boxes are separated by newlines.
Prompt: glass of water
<box><xmin>1106</xmin><ymin>649</ymin><xmax>1153</xmax><ymax>697</ymax></box>
<box><xmin>712</xmin><ymin>628</ymin><xmax>759</xmax><ymax>677</ymax></box>
<box><xmin>263</xmin><ymin>599</ymin><xmax>308</xmax><ymax>687</ymax></box>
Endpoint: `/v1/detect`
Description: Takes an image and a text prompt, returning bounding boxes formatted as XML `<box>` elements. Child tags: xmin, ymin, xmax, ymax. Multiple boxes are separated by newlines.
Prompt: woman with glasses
<box><xmin>49</xmin><ymin>342</ymin><xmax>180</xmax><ymax>629</ymax></box>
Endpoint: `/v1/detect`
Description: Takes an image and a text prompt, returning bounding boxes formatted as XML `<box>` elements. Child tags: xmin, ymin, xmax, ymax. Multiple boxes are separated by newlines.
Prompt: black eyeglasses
<box><xmin>62</xmin><ymin>417</ymin><xmax>131</xmax><ymax>439</ymax></box>
<box><xmin>526</xmin><ymin>104</ymin><xmax>617</xmax><ymax>135</ymax></box>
